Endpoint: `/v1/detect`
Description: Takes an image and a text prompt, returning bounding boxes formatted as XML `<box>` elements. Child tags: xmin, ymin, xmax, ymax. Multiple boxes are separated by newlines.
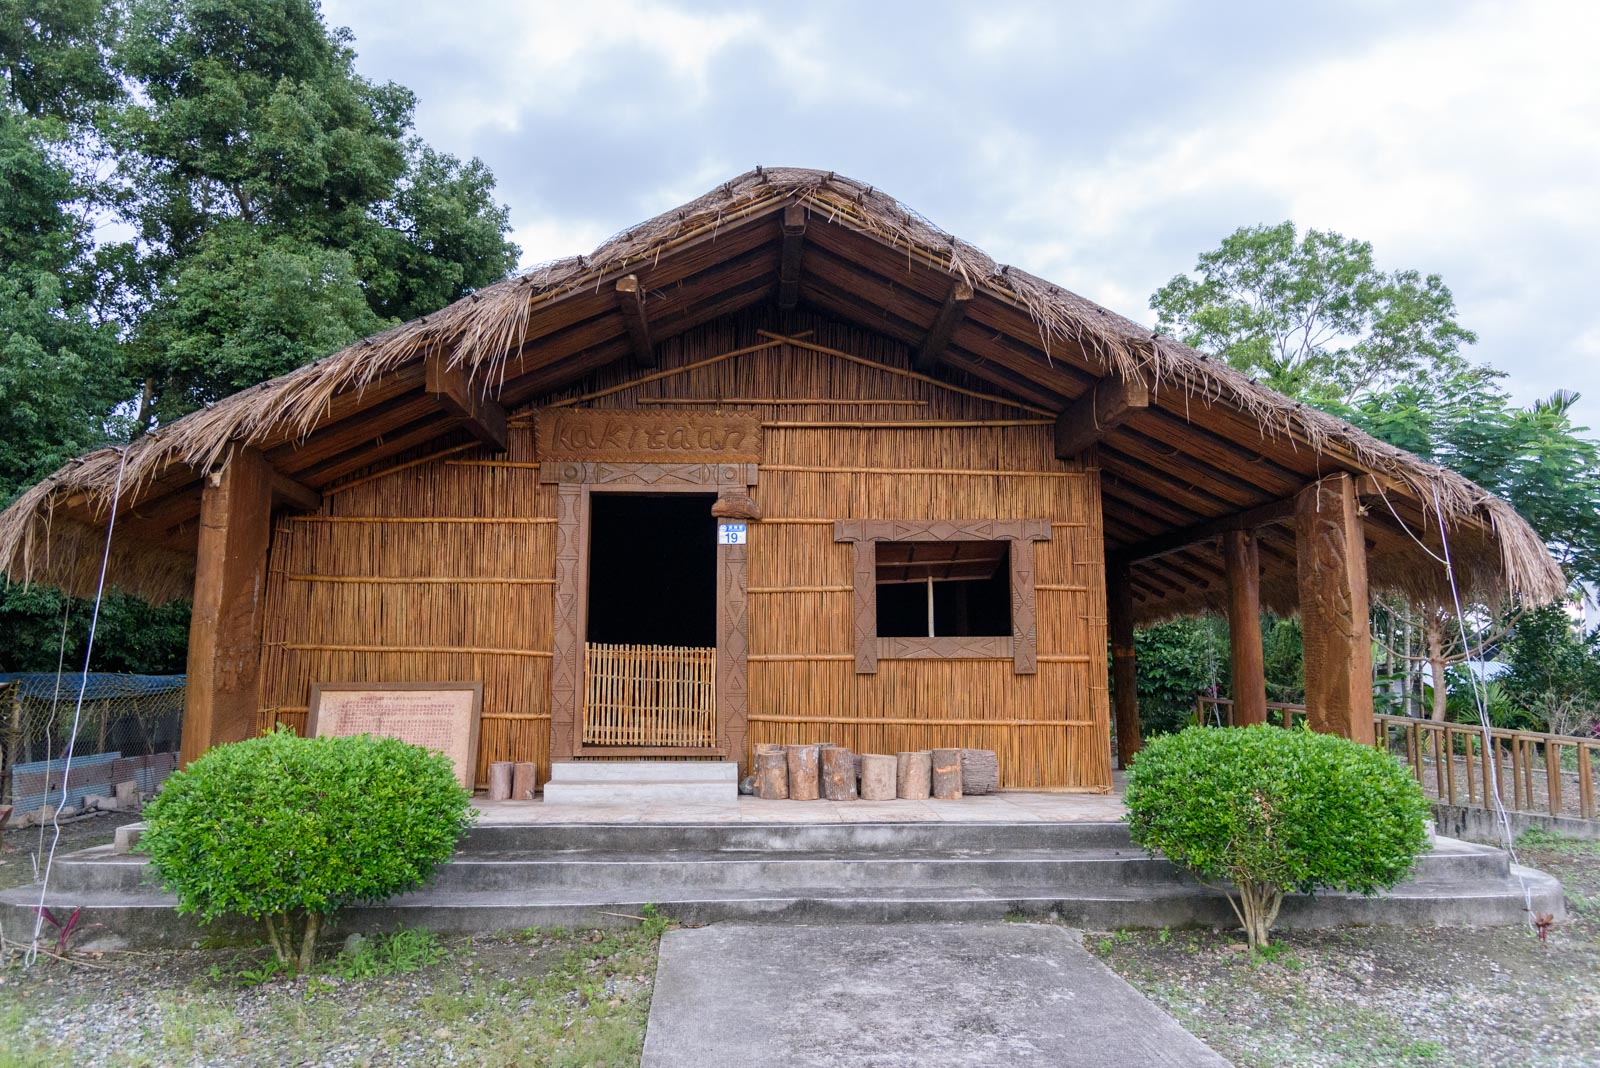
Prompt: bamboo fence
<box><xmin>583</xmin><ymin>643</ymin><xmax>716</xmax><ymax>747</ymax></box>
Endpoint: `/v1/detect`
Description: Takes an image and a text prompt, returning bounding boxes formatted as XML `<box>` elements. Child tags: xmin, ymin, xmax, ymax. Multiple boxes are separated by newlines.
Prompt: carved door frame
<box><xmin>542</xmin><ymin>462</ymin><xmax>756</xmax><ymax>768</ymax></box>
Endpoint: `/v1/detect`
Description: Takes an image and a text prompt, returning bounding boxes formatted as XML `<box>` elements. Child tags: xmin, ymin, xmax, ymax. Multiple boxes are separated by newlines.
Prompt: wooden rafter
<box><xmin>913</xmin><ymin>279</ymin><xmax>973</xmax><ymax>373</ymax></box>
<box><xmin>1054</xmin><ymin>374</ymin><xmax>1150</xmax><ymax>459</ymax></box>
<box><xmin>425</xmin><ymin>352</ymin><xmax>508</xmax><ymax>450</ymax></box>
<box><xmin>777</xmin><ymin>203</ymin><xmax>806</xmax><ymax>310</ymax></box>
<box><xmin>1114</xmin><ymin>492</ymin><xmax>1301</xmax><ymax>566</ymax></box>
<box><xmin>615</xmin><ymin>274</ymin><xmax>656</xmax><ymax>367</ymax></box>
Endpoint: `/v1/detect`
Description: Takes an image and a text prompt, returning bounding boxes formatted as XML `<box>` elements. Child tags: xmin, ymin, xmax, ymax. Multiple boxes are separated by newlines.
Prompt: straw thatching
<box><xmin>0</xmin><ymin>166</ymin><xmax>1567</xmax><ymax>617</ymax></box>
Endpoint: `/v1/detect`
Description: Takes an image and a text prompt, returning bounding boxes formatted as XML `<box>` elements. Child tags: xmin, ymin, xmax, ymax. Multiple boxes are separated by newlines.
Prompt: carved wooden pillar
<box><xmin>1106</xmin><ymin>559</ymin><xmax>1141</xmax><ymax>769</ymax></box>
<box><xmin>1295</xmin><ymin>473</ymin><xmax>1375</xmax><ymax>744</ymax></box>
<box><xmin>181</xmin><ymin>446</ymin><xmax>274</xmax><ymax>765</ymax></box>
<box><xmin>716</xmin><ymin>534</ymin><xmax>750</xmax><ymax>775</ymax></box>
<box><xmin>548</xmin><ymin>481</ymin><xmax>586</xmax><ymax>761</ymax></box>
<box><xmin>1223</xmin><ymin>529</ymin><xmax>1268</xmax><ymax>727</ymax></box>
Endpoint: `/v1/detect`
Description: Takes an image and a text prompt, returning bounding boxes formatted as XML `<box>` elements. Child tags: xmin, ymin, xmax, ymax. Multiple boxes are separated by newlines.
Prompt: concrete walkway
<box><xmin>642</xmin><ymin>923</ymin><xmax>1230</xmax><ymax>1067</ymax></box>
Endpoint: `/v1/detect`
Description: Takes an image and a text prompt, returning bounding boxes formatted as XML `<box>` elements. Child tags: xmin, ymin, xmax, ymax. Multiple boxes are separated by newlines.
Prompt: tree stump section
<box><xmin>860</xmin><ymin>754</ymin><xmax>897</xmax><ymax>800</ymax></box>
<box><xmin>786</xmin><ymin>744</ymin><xmax>821</xmax><ymax>801</ymax></box>
<box><xmin>511</xmin><ymin>761</ymin><xmax>537</xmax><ymax>800</ymax></box>
<box><xmin>931</xmin><ymin>748</ymin><xmax>963</xmax><ymax>799</ymax></box>
<box><xmin>960</xmin><ymin>749</ymin><xmax>1000</xmax><ymax>795</ymax></box>
<box><xmin>755</xmin><ymin>745</ymin><xmax>789</xmax><ymax>799</ymax></box>
<box><xmin>487</xmin><ymin>761</ymin><xmax>514</xmax><ymax>801</ymax></box>
<box><xmin>821</xmin><ymin>746</ymin><xmax>858</xmax><ymax>801</ymax></box>
<box><xmin>896</xmin><ymin>751</ymin><xmax>932</xmax><ymax>800</ymax></box>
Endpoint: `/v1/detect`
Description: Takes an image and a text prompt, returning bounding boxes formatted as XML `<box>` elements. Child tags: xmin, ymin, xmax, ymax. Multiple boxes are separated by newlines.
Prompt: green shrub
<box><xmin>1123</xmin><ymin>725</ymin><xmax>1430</xmax><ymax>948</ymax></box>
<box><xmin>140</xmin><ymin>727</ymin><xmax>476</xmax><ymax>972</ymax></box>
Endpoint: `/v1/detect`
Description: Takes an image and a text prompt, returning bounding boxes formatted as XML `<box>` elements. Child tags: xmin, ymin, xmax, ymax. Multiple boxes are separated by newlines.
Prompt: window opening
<box><xmin>875</xmin><ymin>540</ymin><xmax>1010</xmax><ymax>638</ymax></box>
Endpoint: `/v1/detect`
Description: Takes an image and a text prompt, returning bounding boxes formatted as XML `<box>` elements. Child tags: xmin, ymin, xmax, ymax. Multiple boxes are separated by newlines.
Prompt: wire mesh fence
<box><xmin>1</xmin><ymin>673</ymin><xmax>185</xmax><ymax>815</ymax></box>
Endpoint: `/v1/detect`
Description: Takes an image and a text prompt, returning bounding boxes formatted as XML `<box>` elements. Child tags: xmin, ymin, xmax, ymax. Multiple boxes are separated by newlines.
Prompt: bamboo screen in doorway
<box><xmin>582</xmin><ymin>642</ymin><xmax>717</xmax><ymax>747</ymax></box>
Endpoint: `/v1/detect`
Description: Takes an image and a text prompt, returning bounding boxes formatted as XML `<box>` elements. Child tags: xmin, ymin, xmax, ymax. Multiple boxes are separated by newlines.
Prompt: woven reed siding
<box><xmin>255</xmin><ymin>311</ymin><xmax>1110</xmax><ymax>791</ymax></box>
<box><xmin>258</xmin><ymin>440</ymin><xmax>556</xmax><ymax>790</ymax></box>
<box><xmin>548</xmin><ymin>312</ymin><xmax>1111</xmax><ymax>790</ymax></box>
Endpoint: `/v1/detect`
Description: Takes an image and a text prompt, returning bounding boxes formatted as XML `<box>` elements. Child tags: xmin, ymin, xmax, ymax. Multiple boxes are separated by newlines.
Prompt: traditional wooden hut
<box><xmin>0</xmin><ymin>169</ymin><xmax>1565</xmax><ymax>792</ymax></box>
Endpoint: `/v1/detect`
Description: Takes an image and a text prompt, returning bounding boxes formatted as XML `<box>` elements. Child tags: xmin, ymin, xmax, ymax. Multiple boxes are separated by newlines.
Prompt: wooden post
<box><xmin>860</xmin><ymin>754</ymin><xmax>897</xmax><ymax>800</ymax></box>
<box><xmin>959</xmin><ymin>749</ymin><xmax>999</xmax><ymax>795</ymax></box>
<box><xmin>487</xmin><ymin>761</ymin><xmax>514</xmax><ymax>801</ymax></box>
<box><xmin>1107</xmin><ymin>559</ymin><xmax>1142</xmax><ymax>769</ymax></box>
<box><xmin>896</xmin><ymin>751</ymin><xmax>932</xmax><ymax>799</ymax></box>
<box><xmin>755</xmin><ymin>745</ymin><xmax>789</xmax><ymax>799</ymax></box>
<box><xmin>1223</xmin><ymin>530</ymin><xmax>1268</xmax><ymax>727</ymax></box>
<box><xmin>1294</xmin><ymin>474</ymin><xmax>1375</xmax><ymax>744</ymax></box>
<box><xmin>931</xmin><ymin>748</ymin><xmax>963</xmax><ymax>799</ymax></box>
<box><xmin>180</xmin><ymin>446</ymin><xmax>275</xmax><ymax>767</ymax></box>
<box><xmin>786</xmin><ymin>744</ymin><xmax>820</xmax><ymax>800</ymax></box>
<box><xmin>821</xmin><ymin>746</ymin><xmax>857</xmax><ymax>800</ymax></box>
<box><xmin>512</xmin><ymin>761</ymin><xmax>537</xmax><ymax>800</ymax></box>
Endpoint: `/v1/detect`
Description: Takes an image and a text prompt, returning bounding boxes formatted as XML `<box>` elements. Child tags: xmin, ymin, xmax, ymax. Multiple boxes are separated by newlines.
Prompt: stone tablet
<box><xmin>308</xmin><ymin>682</ymin><xmax>483</xmax><ymax>789</ymax></box>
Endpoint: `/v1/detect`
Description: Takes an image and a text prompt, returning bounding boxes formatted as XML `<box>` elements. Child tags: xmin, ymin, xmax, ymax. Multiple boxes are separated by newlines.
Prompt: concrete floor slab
<box><xmin>642</xmin><ymin>922</ymin><xmax>1231</xmax><ymax>1068</ymax></box>
<box><xmin>473</xmin><ymin>790</ymin><xmax>1125</xmax><ymax>826</ymax></box>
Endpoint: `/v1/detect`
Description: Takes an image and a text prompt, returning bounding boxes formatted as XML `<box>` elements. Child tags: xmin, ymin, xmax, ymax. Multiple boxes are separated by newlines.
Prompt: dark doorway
<box><xmin>587</xmin><ymin>493</ymin><xmax>718</xmax><ymax>646</ymax></box>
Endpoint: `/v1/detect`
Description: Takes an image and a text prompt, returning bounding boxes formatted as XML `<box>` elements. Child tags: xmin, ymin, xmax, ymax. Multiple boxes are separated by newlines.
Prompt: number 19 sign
<box><xmin>717</xmin><ymin>522</ymin><xmax>747</xmax><ymax>545</ymax></box>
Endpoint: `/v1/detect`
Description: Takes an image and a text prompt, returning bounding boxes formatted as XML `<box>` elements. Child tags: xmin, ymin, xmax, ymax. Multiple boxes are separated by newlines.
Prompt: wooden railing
<box><xmin>583</xmin><ymin>642</ymin><xmax>716</xmax><ymax>748</ymax></box>
<box><xmin>1195</xmin><ymin>696</ymin><xmax>1599</xmax><ymax>822</ymax></box>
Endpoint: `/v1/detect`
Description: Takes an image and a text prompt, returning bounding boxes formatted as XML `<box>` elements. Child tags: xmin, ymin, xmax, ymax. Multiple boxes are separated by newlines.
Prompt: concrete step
<box><xmin>547</xmin><ymin>761</ymin><xmax>737</xmax><ymax>783</ymax></box>
<box><xmin>28</xmin><ymin>831</ymin><xmax>1511</xmax><ymax>897</ymax></box>
<box><xmin>0</xmin><ymin>864</ymin><xmax>1563</xmax><ymax>949</ymax></box>
<box><xmin>541</xmin><ymin>781</ymin><xmax>737</xmax><ymax>806</ymax></box>
<box><xmin>461</xmin><ymin>820</ymin><xmax>1136</xmax><ymax>853</ymax></box>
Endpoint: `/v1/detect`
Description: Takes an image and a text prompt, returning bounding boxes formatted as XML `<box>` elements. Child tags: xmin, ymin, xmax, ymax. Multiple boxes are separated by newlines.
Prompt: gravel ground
<box><xmin>0</xmin><ymin>923</ymin><xmax>661</xmax><ymax>1067</ymax></box>
<box><xmin>1090</xmin><ymin>831</ymin><xmax>1600</xmax><ymax>1068</ymax></box>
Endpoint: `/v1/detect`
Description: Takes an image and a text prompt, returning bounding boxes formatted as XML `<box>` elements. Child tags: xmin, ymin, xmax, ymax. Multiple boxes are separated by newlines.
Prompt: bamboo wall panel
<box><xmin>583</xmin><ymin>643</ymin><xmax>716</xmax><ymax>747</ymax></box>
<box><xmin>255</xmin><ymin>309</ymin><xmax>1111</xmax><ymax>791</ymax></box>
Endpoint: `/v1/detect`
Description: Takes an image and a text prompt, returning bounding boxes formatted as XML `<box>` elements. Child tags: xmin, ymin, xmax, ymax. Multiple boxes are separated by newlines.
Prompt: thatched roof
<box><xmin>0</xmin><ymin>167</ymin><xmax>1567</xmax><ymax>619</ymax></box>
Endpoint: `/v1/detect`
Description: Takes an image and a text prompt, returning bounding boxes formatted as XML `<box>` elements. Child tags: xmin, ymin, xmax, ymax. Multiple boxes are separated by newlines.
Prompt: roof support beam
<box><xmin>615</xmin><ymin>274</ymin><xmax>656</xmax><ymax>367</ymax></box>
<box><xmin>777</xmin><ymin>203</ymin><xmax>806</xmax><ymax>311</ymax></box>
<box><xmin>269</xmin><ymin>470</ymin><xmax>321</xmax><ymax>513</ymax></box>
<box><xmin>1114</xmin><ymin>492</ymin><xmax>1299</xmax><ymax>566</ymax></box>
<box><xmin>1054</xmin><ymin>374</ymin><xmax>1150</xmax><ymax>459</ymax></box>
<box><xmin>425</xmin><ymin>352</ymin><xmax>507</xmax><ymax>451</ymax></box>
<box><xmin>913</xmin><ymin>279</ymin><xmax>973</xmax><ymax>373</ymax></box>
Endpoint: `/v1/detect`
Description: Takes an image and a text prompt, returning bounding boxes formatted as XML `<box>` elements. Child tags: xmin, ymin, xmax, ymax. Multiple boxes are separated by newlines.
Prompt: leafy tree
<box><xmin>1151</xmin><ymin>222</ymin><xmax>1476</xmax><ymax>407</ymax></box>
<box><xmin>0</xmin><ymin>0</ymin><xmax>121</xmax><ymax>124</ymax></box>
<box><xmin>108</xmin><ymin>0</ymin><xmax>519</xmax><ymax>425</ymax></box>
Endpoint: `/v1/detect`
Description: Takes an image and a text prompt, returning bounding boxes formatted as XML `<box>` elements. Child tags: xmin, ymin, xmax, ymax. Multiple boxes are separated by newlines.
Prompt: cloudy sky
<box><xmin>323</xmin><ymin>0</ymin><xmax>1600</xmax><ymax>428</ymax></box>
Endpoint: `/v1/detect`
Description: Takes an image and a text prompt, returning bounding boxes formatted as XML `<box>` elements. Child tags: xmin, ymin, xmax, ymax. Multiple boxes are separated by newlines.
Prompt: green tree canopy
<box><xmin>109</xmin><ymin>0</ymin><xmax>519</xmax><ymax>425</ymax></box>
<box><xmin>1151</xmin><ymin>221</ymin><xmax>1476</xmax><ymax>407</ymax></box>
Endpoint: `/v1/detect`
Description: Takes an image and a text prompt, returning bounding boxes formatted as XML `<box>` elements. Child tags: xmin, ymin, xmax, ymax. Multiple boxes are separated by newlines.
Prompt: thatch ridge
<box><xmin>0</xmin><ymin>166</ymin><xmax>1567</xmax><ymax>608</ymax></box>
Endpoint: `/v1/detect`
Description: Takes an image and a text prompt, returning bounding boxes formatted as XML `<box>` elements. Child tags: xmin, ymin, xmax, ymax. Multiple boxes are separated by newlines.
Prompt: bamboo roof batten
<box><xmin>0</xmin><ymin>167</ymin><xmax>1565</xmax><ymax>611</ymax></box>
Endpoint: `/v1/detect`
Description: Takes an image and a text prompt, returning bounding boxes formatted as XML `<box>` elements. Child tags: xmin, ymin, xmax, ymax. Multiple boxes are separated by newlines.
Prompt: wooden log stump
<box><xmin>860</xmin><ymin>755</ymin><xmax>897</xmax><ymax>800</ymax></box>
<box><xmin>755</xmin><ymin>746</ymin><xmax>789</xmax><ymax>799</ymax></box>
<box><xmin>960</xmin><ymin>749</ymin><xmax>1000</xmax><ymax>795</ymax></box>
<box><xmin>896</xmin><ymin>751</ymin><xmax>932</xmax><ymax>800</ymax></box>
<box><xmin>487</xmin><ymin>761</ymin><xmax>514</xmax><ymax>801</ymax></box>
<box><xmin>821</xmin><ymin>746</ymin><xmax>858</xmax><ymax>801</ymax></box>
<box><xmin>786</xmin><ymin>744</ymin><xmax>821</xmax><ymax>800</ymax></box>
<box><xmin>512</xmin><ymin>761</ymin><xmax>537</xmax><ymax>800</ymax></box>
<box><xmin>931</xmin><ymin>748</ymin><xmax>963</xmax><ymax>799</ymax></box>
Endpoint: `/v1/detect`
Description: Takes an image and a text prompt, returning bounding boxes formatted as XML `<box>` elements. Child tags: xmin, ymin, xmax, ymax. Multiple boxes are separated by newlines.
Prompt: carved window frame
<box><xmin>833</xmin><ymin>520</ymin><xmax>1050</xmax><ymax>675</ymax></box>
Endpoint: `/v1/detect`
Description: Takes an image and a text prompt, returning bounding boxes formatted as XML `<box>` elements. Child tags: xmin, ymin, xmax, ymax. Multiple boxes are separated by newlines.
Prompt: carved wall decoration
<box><xmin>535</xmin><ymin>409</ymin><xmax>761</xmax><ymax>464</ymax></box>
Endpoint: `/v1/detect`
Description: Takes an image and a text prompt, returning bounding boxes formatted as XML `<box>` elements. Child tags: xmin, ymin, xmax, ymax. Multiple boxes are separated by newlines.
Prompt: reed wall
<box><xmin>257</xmin><ymin>310</ymin><xmax>1112</xmax><ymax>790</ymax></box>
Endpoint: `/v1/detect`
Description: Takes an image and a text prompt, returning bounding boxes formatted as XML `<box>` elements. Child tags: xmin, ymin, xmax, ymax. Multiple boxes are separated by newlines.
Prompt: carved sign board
<box><xmin>308</xmin><ymin>682</ymin><xmax>483</xmax><ymax>789</ymax></box>
<box><xmin>535</xmin><ymin>409</ymin><xmax>761</xmax><ymax>463</ymax></box>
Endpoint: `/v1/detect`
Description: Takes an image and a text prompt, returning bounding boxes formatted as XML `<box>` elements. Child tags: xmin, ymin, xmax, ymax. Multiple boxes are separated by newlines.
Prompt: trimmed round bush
<box><xmin>141</xmin><ymin>727</ymin><xmax>476</xmax><ymax>970</ymax></box>
<box><xmin>1123</xmin><ymin>725</ymin><xmax>1430</xmax><ymax>948</ymax></box>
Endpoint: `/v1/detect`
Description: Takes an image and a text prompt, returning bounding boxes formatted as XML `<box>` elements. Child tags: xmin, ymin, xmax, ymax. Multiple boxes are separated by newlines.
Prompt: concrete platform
<box><xmin>0</xmin><ymin>815</ymin><xmax>1563</xmax><ymax>948</ymax></box>
<box><xmin>643</xmin><ymin>923</ymin><xmax>1230</xmax><ymax>1067</ymax></box>
<box><xmin>476</xmin><ymin>788</ymin><xmax>1127</xmax><ymax>824</ymax></box>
